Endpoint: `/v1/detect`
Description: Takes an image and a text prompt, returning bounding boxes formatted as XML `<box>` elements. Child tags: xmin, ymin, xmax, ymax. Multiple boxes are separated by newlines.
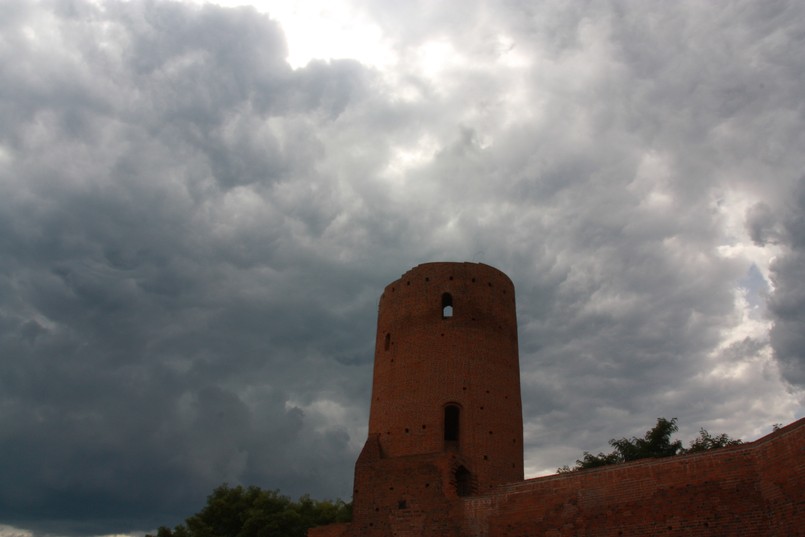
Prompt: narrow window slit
<box><xmin>442</xmin><ymin>292</ymin><xmax>453</xmax><ymax>318</ymax></box>
<box><xmin>444</xmin><ymin>405</ymin><xmax>460</xmax><ymax>443</ymax></box>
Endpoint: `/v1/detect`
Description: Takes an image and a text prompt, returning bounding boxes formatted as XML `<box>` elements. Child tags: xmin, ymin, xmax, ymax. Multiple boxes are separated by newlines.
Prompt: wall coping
<box><xmin>470</xmin><ymin>416</ymin><xmax>804</xmax><ymax>499</ymax></box>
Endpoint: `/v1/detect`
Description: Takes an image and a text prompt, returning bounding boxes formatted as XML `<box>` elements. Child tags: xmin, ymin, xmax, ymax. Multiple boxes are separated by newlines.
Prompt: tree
<box><xmin>150</xmin><ymin>484</ymin><xmax>351</xmax><ymax>537</ymax></box>
<box><xmin>559</xmin><ymin>418</ymin><xmax>741</xmax><ymax>472</ymax></box>
<box><xmin>611</xmin><ymin>417</ymin><xmax>683</xmax><ymax>462</ymax></box>
<box><xmin>683</xmin><ymin>428</ymin><xmax>742</xmax><ymax>453</ymax></box>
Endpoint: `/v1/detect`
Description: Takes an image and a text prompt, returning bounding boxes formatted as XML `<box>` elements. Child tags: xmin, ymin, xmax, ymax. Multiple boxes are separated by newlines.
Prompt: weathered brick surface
<box><xmin>462</xmin><ymin>421</ymin><xmax>804</xmax><ymax>536</ymax></box>
<box><xmin>351</xmin><ymin>443</ymin><xmax>466</xmax><ymax>537</ymax></box>
<box><xmin>753</xmin><ymin>420</ymin><xmax>805</xmax><ymax>534</ymax></box>
<box><xmin>307</xmin><ymin>522</ymin><xmax>349</xmax><ymax>537</ymax></box>
<box><xmin>367</xmin><ymin>263</ymin><xmax>524</xmax><ymax>490</ymax></box>
<box><xmin>309</xmin><ymin>263</ymin><xmax>804</xmax><ymax>537</ymax></box>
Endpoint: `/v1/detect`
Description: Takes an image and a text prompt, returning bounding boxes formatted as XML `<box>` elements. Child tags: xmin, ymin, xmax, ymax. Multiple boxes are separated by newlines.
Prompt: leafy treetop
<box><xmin>558</xmin><ymin>418</ymin><xmax>742</xmax><ymax>472</ymax></box>
<box><xmin>149</xmin><ymin>484</ymin><xmax>351</xmax><ymax>537</ymax></box>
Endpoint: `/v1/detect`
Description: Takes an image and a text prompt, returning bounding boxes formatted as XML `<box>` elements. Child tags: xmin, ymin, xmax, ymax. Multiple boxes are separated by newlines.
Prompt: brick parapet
<box><xmin>307</xmin><ymin>523</ymin><xmax>349</xmax><ymax>537</ymax></box>
<box><xmin>458</xmin><ymin>417</ymin><xmax>804</xmax><ymax>537</ymax></box>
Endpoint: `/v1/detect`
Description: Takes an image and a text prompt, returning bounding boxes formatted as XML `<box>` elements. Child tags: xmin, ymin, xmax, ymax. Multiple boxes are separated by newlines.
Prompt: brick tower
<box><xmin>350</xmin><ymin>262</ymin><xmax>523</xmax><ymax>536</ymax></box>
<box><xmin>310</xmin><ymin>262</ymin><xmax>805</xmax><ymax>537</ymax></box>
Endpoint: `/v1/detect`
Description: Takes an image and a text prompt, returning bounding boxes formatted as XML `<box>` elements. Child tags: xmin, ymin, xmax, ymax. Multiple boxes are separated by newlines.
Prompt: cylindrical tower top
<box><xmin>368</xmin><ymin>262</ymin><xmax>523</xmax><ymax>492</ymax></box>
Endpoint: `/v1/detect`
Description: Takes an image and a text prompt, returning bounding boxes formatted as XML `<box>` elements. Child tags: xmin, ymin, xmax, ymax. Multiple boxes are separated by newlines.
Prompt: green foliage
<box><xmin>149</xmin><ymin>484</ymin><xmax>351</xmax><ymax>537</ymax></box>
<box><xmin>684</xmin><ymin>428</ymin><xmax>742</xmax><ymax>453</ymax></box>
<box><xmin>559</xmin><ymin>418</ymin><xmax>741</xmax><ymax>472</ymax></box>
<box><xmin>611</xmin><ymin>417</ymin><xmax>683</xmax><ymax>462</ymax></box>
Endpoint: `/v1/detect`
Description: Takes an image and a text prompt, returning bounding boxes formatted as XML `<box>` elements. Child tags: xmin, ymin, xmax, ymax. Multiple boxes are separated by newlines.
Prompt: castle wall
<box><xmin>753</xmin><ymin>419</ymin><xmax>805</xmax><ymax>534</ymax></box>
<box><xmin>311</xmin><ymin>418</ymin><xmax>803</xmax><ymax>537</ymax></box>
<box><xmin>350</xmin><ymin>439</ymin><xmax>465</xmax><ymax>537</ymax></box>
<box><xmin>461</xmin><ymin>418</ymin><xmax>804</xmax><ymax>537</ymax></box>
<box><xmin>307</xmin><ymin>523</ymin><xmax>349</xmax><ymax>537</ymax></box>
<box><xmin>309</xmin><ymin>263</ymin><xmax>804</xmax><ymax>537</ymax></box>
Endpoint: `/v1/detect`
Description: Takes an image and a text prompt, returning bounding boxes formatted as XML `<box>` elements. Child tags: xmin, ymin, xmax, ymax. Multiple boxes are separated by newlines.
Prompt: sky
<box><xmin>1</xmin><ymin>0</ymin><xmax>804</xmax><ymax>535</ymax></box>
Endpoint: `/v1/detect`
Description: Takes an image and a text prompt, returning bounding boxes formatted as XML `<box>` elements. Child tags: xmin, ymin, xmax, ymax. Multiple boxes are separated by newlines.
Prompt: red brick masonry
<box><xmin>463</xmin><ymin>418</ymin><xmax>804</xmax><ymax>537</ymax></box>
<box><xmin>310</xmin><ymin>263</ymin><xmax>804</xmax><ymax>537</ymax></box>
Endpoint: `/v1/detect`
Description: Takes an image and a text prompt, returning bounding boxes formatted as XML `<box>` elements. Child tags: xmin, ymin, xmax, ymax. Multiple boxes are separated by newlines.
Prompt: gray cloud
<box><xmin>0</xmin><ymin>2</ymin><xmax>370</xmax><ymax>534</ymax></box>
<box><xmin>766</xmin><ymin>179</ymin><xmax>805</xmax><ymax>386</ymax></box>
<box><xmin>0</xmin><ymin>0</ymin><xmax>803</xmax><ymax>535</ymax></box>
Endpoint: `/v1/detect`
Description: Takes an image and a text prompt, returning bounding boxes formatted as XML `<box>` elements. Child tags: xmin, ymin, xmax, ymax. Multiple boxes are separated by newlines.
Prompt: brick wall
<box><xmin>311</xmin><ymin>418</ymin><xmax>803</xmax><ymax>537</ymax></box>
<box><xmin>752</xmin><ymin>419</ymin><xmax>805</xmax><ymax>534</ymax></box>
<box><xmin>307</xmin><ymin>523</ymin><xmax>349</xmax><ymax>537</ymax></box>
<box><xmin>307</xmin><ymin>262</ymin><xmax>804</xmax><ymax>537</ymax></box>
<box><xmin>461</xmin><ymin>418</ymin><xmax>804</xmax><ymax>537</ymax></box>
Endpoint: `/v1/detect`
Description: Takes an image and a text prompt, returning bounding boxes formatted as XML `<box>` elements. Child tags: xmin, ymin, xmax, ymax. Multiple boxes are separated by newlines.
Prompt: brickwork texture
<box><xmin>309</xmin><ymin>262</ymin><xmax>804</xmax><ymax>537</ymax></box>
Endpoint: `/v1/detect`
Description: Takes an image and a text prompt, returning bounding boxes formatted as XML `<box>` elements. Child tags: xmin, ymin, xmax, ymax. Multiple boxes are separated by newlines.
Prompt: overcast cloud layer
<box><xmin>1</xmin><ymin>1</ymin><xmax>803</xmax><ymax>535</ymax></box>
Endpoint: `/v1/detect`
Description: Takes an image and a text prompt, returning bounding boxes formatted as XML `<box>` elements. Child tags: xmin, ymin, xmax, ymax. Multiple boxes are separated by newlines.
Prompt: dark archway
<box><xmin>455</xmin><ymin>466</ymin><xmax>472</xmax><ymax>497</ymax></box>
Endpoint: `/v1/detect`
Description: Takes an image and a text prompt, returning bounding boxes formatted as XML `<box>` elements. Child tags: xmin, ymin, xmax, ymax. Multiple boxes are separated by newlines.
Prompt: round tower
<box><xmin>368</xmin><ymin>262</ymin><xmax>523</xmax><ymax>491</ymax></box>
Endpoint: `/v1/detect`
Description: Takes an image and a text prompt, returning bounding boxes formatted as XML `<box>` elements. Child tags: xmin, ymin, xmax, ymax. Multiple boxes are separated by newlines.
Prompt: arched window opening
<box><xmin>444</xmin><ymin>405</ymin><xmax>459</xmax><ymax>443</ymax></box>
<box><xmin>442</xmin><ymin>293</ymin><xmax>453</xmax><ymax>318</ymax></box>
<box><xmin>384</xmin><ymin>333</ymin><xmax>391</xmax><ymax>351</ymax></box>
<box><xmin>455</xmin><ymin>466</ymin><xmax>472</xmax><ymax>497</ymax></box>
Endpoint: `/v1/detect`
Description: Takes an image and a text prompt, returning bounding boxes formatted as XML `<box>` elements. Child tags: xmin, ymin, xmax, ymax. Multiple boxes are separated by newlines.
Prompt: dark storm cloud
<box><xmin>508</xmin><ymin>0</ymin><xmax>805</xmax><ymax>463</ymax></box>
<box><xmin>762</xmin><ymin>179</ymin><xmax>805</xmax><ymax>386</ymax></box>
<box><xmin>746</xmin><ymin>188</ymin><xmax>805</xmax><ymax>387</ymax></box>
<box><xmin>350</xmin><ymin>0</ymin><xmax>804</xmax><ymax>468</ymax></box>
<box><xmin>0</xmin><ymin>2</ymin><xmax>376</xmax><ymax>535</ymax></box>
<box><xmin>1</xmin><ymin>0</ymin><xmax>804</xmax><ymax>536</ymax></box>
